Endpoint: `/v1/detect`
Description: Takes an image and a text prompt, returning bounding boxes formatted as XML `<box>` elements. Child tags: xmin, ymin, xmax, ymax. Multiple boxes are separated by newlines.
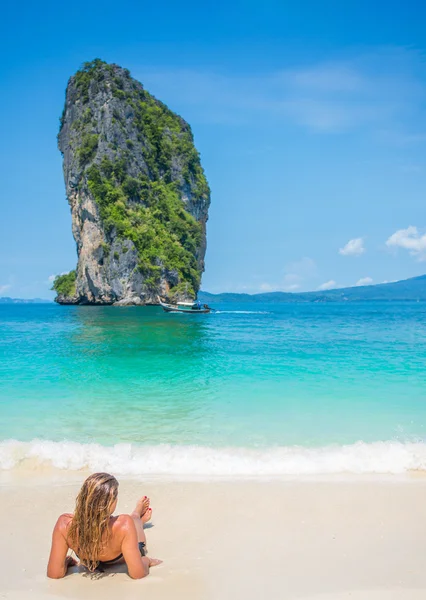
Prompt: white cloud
<box><xmin>386</xmin><ymin>226</ymin><xmax>426</xmax><ymax>260</ymax></box>
<box><xmin>399</xmin><ymin>164</ymin><xmax>424</xmax><ymax>173</ymax></box>
<box><xmin>285</xmin><ymin>257</ymin><xmax>317</xmax><ymax>275</ymax></box>
<box><xmin>283</xmin><ymin>274</ymin><xmax>300</xmax><ymax>284</ymax></box>
<box><xmin>339</xmin><ymin>238</ymin><xmax>365</xmax><ymax>256</ymax></box>
<box><xmin>280</xmin><ymin>257</ymin><xmax>317</xmax><ymax>291</ymax></box>
<box><xmin>282</xmin><ymin>273</ymin><xmax>301</xmax><ymax>291</ymax></box>
<box><xmin>317</xmin><ymin>280</ymin><xmax>337</xmax><ymax>291</ymax></box>
<box><xmin>136</xmin><ymin>47</ymin><xmax>426</xmax><ymax>135</ymax></box>
<box><xmin>356</xmin><ymin>277</ymin><xmax>373</xmax><ymax>286</ymax></box>
<box><xmin>256</xmin><ymin>258</ymin><xmax>316</xmax><ymax>293</ymax></box>
<box><xmin>286</xmin><ymin>64</ymin><xmax>364</xmax><ymax>93</ymax></box>
<box><xmin>284</xmin><ymin>283</ymin><xmax>301</xmax><ymax>292</ymax></box>
<box><xmin>0</xmin><ymin>284</ymin><xmax>11</xmax><ymax>295</ymax></box>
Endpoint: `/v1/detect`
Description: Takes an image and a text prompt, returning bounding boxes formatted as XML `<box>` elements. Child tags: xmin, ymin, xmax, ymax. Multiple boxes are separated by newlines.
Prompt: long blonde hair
<box><xmin>68</xmin><ymin>472</ymin><xmax>119</xmax><ymax>571</ymax></box>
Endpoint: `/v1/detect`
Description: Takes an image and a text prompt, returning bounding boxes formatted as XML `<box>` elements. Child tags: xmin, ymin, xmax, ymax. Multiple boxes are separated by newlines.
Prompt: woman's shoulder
<box><xmin>113</xmin><ymin>514</ymin><xmax>134</xmax><ymax>529</ymax></box>
<box><xmin>111</xmin><ymin>514</ymin><xmax>136</xmax><ymax>537</ymax></box>
<box><xmin>54</xmin><ymin>513</ymin><xmax>73</xmax><ymax>532</ymax></box>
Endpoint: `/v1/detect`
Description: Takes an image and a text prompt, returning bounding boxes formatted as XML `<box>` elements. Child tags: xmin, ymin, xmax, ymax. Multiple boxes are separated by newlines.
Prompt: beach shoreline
<box><xmin>1</xmin><ymin>475</ymin><xmax>426</xmax><ymax>599</ymax></box>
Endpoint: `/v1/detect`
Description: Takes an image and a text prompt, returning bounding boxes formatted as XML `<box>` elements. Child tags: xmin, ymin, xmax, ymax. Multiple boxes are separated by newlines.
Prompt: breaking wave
<box><xmin>1</xmin><ymin>439</ymin><xmax>426</xmax><ymax>478</ymax></box>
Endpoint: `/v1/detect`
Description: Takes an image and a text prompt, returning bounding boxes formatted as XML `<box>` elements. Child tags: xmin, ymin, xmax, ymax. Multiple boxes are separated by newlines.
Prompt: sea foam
<box><xmin>1</xmin><ymin>439</ymin><xmax>426</xmax><ymax>477</ymax></box>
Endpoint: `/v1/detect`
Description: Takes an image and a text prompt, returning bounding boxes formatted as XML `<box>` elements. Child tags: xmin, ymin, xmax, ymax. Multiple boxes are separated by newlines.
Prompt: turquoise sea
<box><xmin>1</xmin><ymin>302</ymin><xmax>426</xmax><ymax>476</ymax></box>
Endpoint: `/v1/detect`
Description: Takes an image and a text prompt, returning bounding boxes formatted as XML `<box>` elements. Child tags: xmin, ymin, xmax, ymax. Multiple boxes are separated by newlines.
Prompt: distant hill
<box><xmin>199</xmin><ymin>275</ymin><xmax>426</xmax><ymax>303</ymax></box>
<box><xmin>0</xmin><ymin>297</ymin><xmax>53</xmax><ymax>304</ymax></box>
<box><xmin>2</xmin><ymin>275</ymin><xmax>426</xmax><ymax>305</ymax></box>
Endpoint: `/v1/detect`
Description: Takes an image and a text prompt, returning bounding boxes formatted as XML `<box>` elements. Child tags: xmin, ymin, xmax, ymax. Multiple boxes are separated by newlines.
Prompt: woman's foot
<box><xmin>133</xmin><ymin>496</ymin><xmax>150</xmax><ymax>519</ymax></box>
<box><xmin>142</xmin><ymin>507</ymin><xmax>152</xmax><ymax>524</ymax></box>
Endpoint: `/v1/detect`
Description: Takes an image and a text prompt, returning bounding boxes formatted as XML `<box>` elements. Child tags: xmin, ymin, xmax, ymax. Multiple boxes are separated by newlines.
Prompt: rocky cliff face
<box><xmin>55</xmin><ymin>59</ymin><xmax>210</xmax><ymax>305</ymax></box>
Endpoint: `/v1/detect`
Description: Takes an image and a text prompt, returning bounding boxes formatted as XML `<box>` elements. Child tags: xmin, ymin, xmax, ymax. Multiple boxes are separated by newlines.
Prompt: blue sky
<box><xmin>1</xmin><ymin>0</ymin><xmax>426</xmax><ymax>298</ymax></box>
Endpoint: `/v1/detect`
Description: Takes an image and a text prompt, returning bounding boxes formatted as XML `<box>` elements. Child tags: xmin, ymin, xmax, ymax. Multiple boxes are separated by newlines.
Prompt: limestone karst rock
<box><xmin>54</xmin><ymin>59</ymin><xmax>210</xmax><ymax>305</ymax></box>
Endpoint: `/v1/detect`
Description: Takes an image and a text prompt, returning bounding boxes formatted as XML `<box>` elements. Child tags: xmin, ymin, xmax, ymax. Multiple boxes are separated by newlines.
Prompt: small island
<box><xmin>53</xmin><ymin>59</ymin><xmax>210</xmax><ymax>305</ymax></box>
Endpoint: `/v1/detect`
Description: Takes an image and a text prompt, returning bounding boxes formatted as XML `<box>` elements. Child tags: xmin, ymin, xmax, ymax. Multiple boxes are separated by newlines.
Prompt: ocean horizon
<box><xmin>1</xmin><ymin>301</ymin><xmax>426</xmax><ymax>477</ymax></box>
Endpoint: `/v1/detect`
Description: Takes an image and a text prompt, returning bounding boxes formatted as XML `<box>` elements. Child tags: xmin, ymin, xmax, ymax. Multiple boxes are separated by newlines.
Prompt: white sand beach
<box><xmin>1</xmin><ymin>473</ymin><xmax>426</xmax><ymax>599</ymax></box>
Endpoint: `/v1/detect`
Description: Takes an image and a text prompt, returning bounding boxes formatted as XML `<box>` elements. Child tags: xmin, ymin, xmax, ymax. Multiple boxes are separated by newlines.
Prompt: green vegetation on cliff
<box><xmin>87</xmin><ymin>158</ymin><xmax>203</xmax><ymax>293</ymax></box>
<box><xmin>51</xmin><ymin>271</ymin><xmax>76</xmax><ymax>297</ymax></box>
<box><xmin>77</xmin><ymin>133</ymin><xmax>99</xmax><ymax>165</ymax></box>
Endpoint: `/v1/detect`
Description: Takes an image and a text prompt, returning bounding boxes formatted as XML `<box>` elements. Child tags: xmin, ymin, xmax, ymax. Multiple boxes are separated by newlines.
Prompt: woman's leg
<box><xmin>130</xmin><ymin>496</ymin><xmax>152</xmax><ymax>546</ymax></box>
<box><xmin>129</xmin><ymin>496</ymin><xmax>162</xmax><ymax>568</ymax></box>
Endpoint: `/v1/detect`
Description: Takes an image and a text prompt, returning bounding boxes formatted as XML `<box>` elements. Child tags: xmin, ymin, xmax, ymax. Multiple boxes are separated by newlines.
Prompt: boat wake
<box><xmin>1</xmin><ymin>439</ymin><xmax>426</xmax><ymax>478</ymax></box>
<box><xmin>214</xmin><ymin>310</ymin><xmax>270</xmax><ymax>314</ymax></box>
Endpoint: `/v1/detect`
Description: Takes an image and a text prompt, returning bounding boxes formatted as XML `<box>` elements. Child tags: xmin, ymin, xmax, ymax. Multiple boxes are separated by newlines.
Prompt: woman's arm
<box><xmin>120</xmin><ymin>515</ymin><xmax>151</xmax><ymax>579</ymax></box>
<box><xmin>47</xmin><ymin>515</ymin><xmax>75</xmax><ymax>579</ymax></box>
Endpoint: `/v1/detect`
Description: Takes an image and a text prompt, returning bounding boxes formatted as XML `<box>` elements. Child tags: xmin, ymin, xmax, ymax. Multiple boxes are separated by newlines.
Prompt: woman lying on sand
<box><xmin>47</xmin><ymin>472</ymin><xmax>162</xmax><ymax>579</ymax></box>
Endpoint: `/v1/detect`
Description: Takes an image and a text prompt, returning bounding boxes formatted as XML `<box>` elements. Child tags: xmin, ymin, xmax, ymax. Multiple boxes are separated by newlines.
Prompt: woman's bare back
<box><xmin>60</xmin><ymin>513</ymin><xmax>128</xmax><ymax>563</ymax></box>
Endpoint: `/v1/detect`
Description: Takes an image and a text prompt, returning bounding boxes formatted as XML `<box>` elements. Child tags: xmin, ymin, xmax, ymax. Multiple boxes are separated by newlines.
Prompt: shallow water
<box><xmin>1</xmin><ymin>302</ymin><xmax>426</xmax><ymax>475</ymax></box>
